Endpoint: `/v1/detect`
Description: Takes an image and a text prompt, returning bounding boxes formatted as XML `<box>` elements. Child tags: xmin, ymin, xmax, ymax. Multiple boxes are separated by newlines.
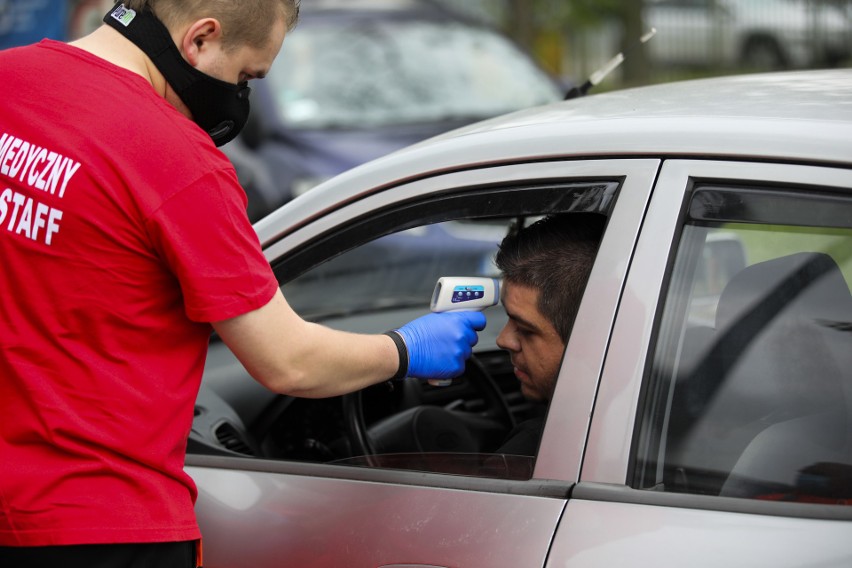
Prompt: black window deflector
<box><xmin>690</xmin><ymin>186</ymin><xmax>852</xmax><ymax>229</ymax></box>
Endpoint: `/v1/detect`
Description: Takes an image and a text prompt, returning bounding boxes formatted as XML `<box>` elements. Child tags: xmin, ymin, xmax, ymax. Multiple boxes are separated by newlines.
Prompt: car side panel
<box><xmin>189</xmin><ymin>464</ymin><xmax>566</xmax><ymax>568</ymax></box>
<box><xmin>547</xmin><ymin>496</ymin><xmax>852</xmax><ymax>567</ymax></box>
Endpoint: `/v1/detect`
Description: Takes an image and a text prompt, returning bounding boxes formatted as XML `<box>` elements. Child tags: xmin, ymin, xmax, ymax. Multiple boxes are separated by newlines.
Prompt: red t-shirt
<box><xmin>0</xmin><ymin>40</ymin><xmax>278</xmax><ymax>546</ymax></box>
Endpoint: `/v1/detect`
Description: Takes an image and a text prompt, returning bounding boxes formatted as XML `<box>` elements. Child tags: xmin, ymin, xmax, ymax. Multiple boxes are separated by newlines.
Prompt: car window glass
<box><xmin>634</xmin><ymin>184</ymin><xmax>852</xmax><ymax>506</ymax></box>
<box><xmin>282</xmin><ymin>221</ymin><xmax>505</xmax><ymax>323</ymax></box>
<box><xmin>268</xmin><ymin>20</ymin><xmax>562</xmax><ymax>128</ymax></box>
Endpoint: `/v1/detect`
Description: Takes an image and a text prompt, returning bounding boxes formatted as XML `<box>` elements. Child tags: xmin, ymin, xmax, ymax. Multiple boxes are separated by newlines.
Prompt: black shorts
<box><xmin>0</xmin><ymin>540</ymin><xmax>197</xmax><ymax>568</ymax></box>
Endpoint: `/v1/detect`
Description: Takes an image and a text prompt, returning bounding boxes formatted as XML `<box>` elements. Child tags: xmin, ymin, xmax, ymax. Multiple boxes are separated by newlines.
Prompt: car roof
<box><xmin>433</xmin><ymin>68</ymin><xmax>852</xmax><ymax>158</ymax></box>
<box><xmin>256</xmin><ymin>69</ymin><xmax>852</xmax><ymax>242</ymax></box>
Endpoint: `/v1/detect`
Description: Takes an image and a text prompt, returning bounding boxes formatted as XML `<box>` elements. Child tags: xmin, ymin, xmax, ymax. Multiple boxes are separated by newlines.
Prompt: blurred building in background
<box><xmin>0</xmin><ymin>0</ymin><xmax>68</xmax><ymax>49</ymax></box>
<box><xmin>0</xmin><ymin>0</ymin><xmax>113</xmax><ymax>48</ymax></box>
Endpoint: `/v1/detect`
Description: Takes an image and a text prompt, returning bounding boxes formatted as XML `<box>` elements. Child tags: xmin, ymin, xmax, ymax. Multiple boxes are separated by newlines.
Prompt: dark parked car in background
<box><xmin>225</xmin><ymin>0</ymin><xmax>565</xmax><ymax>220</ymax></box>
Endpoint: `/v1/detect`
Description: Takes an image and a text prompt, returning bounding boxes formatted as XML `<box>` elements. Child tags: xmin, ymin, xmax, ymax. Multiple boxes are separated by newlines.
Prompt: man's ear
<box><xmin>180</xmin><ymin>18</ymin><xmax>223</xmax><ymax>66</ymax></box>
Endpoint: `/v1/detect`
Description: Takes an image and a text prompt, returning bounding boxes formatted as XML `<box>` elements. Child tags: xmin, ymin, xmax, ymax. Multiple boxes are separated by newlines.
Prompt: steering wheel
<box><xmin>343</xmin><ymin>355</ymin><xmax>516</xmax><ymax>457</ymax></box>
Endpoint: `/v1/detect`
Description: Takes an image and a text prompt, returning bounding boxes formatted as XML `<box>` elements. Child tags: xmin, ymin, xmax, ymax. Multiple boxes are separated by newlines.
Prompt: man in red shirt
<box><xmin>0</xmin><ymin>1</ymin><xmax>485</xmax><ymax>566</ymax></box>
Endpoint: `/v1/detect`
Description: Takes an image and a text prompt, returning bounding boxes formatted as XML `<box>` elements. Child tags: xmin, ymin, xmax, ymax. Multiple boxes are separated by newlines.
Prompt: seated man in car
<box><xmin>493</xmin><ymin>212</ymin><xmax>605</xmax><ymax>456</ymax></box>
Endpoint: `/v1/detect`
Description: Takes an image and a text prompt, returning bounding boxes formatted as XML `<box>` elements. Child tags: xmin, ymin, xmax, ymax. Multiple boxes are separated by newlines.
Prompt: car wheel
<box><xmin>741</xmin><ymin>36</ymin><xmax>788</xmax><ymax>71</ymax></box>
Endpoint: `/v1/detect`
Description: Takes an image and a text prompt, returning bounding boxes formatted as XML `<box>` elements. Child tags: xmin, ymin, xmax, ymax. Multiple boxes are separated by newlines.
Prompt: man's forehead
<box><xmin>502</xmin><ymin>281</ymin><xmax>545</xmax><ymax>327</ymax></box>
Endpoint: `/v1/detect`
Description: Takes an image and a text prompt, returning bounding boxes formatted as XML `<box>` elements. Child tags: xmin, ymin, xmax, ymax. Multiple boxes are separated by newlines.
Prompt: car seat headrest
<box><xmin>716</xmin><ymin>252</ymin><xmax>852</xmax><ymax>332</ymax></box>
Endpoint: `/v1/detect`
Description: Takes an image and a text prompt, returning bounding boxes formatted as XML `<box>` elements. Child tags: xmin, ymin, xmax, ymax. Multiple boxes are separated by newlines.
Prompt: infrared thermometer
<box><xmin>427</xmin><ymin>277</ymin><xmax>500</xmax><ymax>386</ymax></box>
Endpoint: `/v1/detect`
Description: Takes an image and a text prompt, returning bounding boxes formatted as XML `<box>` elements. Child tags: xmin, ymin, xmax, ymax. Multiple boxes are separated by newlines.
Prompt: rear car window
<box><xmin>634</xmin><ymin>184</ymin><xmax>852</xmax><ymax>505</ymax></box>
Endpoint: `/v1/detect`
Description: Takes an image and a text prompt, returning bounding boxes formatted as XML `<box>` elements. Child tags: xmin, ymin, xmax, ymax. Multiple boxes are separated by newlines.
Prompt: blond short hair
<box><xmin>121</xmin><ymin>0</ymin><xmax>299</xmax><ymax>50</ymax></box>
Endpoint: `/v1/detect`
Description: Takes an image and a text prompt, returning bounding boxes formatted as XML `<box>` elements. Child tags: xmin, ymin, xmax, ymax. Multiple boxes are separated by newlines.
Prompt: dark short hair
<box><xmin>495</xmin><ymin>213</ymin><xmax>605</xmax><ymax>342</ymax></box>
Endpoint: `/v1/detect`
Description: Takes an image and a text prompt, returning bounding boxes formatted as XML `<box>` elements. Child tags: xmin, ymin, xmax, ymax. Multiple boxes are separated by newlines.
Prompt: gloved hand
<box><xmin>395</xmin><ymin>311</ymin><xmax>487</xmax><ymax>380</ymax></box>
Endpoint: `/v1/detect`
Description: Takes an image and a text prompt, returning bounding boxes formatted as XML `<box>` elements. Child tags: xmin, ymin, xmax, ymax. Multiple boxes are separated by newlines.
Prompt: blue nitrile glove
<box><xmin>394</xmin><ymin>311</ymin><xmax>487</xmax><ymax>380</ymax></box>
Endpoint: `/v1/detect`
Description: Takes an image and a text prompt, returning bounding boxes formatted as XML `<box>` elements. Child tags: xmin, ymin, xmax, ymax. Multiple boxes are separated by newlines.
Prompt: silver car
<box><xmin>188</xmin><ymin>69</ymin><xmax>852</xmax><ymax>567</ymax></box>
<box><xmin>644</xmin><ymin>0</ymin><xmax>852</xmax><ymax>70</ymax></box>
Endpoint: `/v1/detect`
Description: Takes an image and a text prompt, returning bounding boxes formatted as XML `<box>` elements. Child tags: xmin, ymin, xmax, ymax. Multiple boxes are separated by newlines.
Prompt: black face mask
<box><xmin>103</xmin><ymin>3</ymin><xmax>250</xmax><ymax>146</ymax></box>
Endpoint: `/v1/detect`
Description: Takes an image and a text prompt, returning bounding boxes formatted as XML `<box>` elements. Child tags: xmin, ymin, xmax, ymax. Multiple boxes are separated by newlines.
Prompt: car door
<box><xmin>547</xmin><ymin>160</ymin><xmax>852</xmax><ymax>566</ymax></box>
<box><xmin>186</xmin><ymin>158</ymin><xmax>660</xmax><ymax>568</ymax></box>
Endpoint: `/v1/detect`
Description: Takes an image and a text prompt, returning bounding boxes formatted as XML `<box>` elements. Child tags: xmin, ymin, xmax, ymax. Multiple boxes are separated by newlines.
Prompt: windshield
<box><xmin>267</xmin><ymin>19</ymin><xmax>563</xmax><ymax>129</ymax></box>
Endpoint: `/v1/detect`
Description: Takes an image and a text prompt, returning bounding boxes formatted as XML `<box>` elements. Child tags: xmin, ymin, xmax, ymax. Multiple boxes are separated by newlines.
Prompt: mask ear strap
<box><xmin>103</xmin><ymin>3</ymin><xmax>198</xmax><ymax>95</ymax></box>
<box><xmin>101</xmin><ymin>3</ymin><xmax>252</xmax><ymax>146</ymax></box>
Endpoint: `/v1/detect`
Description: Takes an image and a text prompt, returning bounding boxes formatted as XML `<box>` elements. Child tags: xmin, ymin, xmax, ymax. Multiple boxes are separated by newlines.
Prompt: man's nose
<box><xmin>496</xmin><ymin>324</ymin><xmax>519</xmax><ymax>352</ymax></box>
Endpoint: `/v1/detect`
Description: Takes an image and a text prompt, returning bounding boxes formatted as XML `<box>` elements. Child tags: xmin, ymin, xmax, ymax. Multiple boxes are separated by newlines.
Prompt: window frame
<box><xmin>190</xmin><ymin>158</ymin><xmax>661</xmax><ymax>492</ymax></box>
<box><xmin>581</xmin><ymin>158</ymin><xmax>852</xmax><ymax>520</ymax></box>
